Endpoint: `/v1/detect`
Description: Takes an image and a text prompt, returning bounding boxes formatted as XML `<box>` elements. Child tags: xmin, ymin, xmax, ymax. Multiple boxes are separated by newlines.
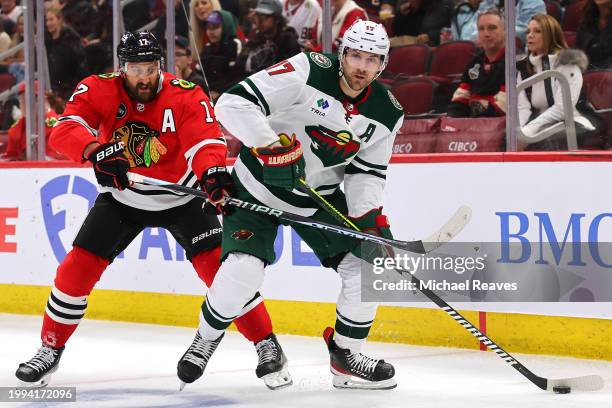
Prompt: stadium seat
<box><xmin>545</xmin><ymin>0</ymin><xmax>563</xmax><ymax>23</ymax></box>
<box><xmin>393</xmin><ymin>118</ymin><xmax>440</xmax><ymax>154</ymax></box>
<box><xmin>563</xmin><ymin>31</ymin><xmax>577</xmax><ymax>48</ymax></box>
<box><xmin>583</xmin><ymin>70</ymin><xmax>612</xmax><ymax>110</ymax></box>
<box><xmin>562</xmin><ymin>0</ymin><xmax>587</xmax><ymax>32</ymax></box>
<box><xmin>391</xmin><ymin>78</ymin><xmax>437</xmax><ymax>116</ymax></box>
<box><xmin>427</xmin><ymin>41</ymin><xmax>477</xmax><ymax>83</ymax></box>
<box><xmin>386</xmin><ymin>44</ymin><xmax>431</xmax><ymax>77</ymax></box>
<box><xmin>0</xmin><ymin>73</ymin><xmax>16</xmax><ymax>93</ymax></box>
<box><xmin>435</xmin><ymin>117</ymin><xmax>506</xmax><ymax>152</ymax></box>
<box><xmin>582</xmin><ymin>69</ymin><xmax>612</xmax><ymax>148</ymax></box>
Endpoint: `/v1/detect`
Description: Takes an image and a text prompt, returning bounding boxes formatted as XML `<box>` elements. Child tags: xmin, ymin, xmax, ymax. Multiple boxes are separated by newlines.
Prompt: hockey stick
<box><xmin>126</xmin><ymin>173</ymin><xmax>463</xmax><ymax>255</ymax></box>
<box><xmin>296</xmin><ymin>179</ymin><xmax>604</xmax><ymax>393</ymax></box>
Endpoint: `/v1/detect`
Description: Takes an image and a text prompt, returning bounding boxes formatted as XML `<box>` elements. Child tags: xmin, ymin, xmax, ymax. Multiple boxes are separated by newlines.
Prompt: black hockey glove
<box><xmin>200</xmin><ymin>166</ymin><xmax>236</xmax><ymax>215</ymax></box>
<box><xmin>87</xmin><ymin>141</ymin><xmax>130</xmax><ymax>190</ymax></box>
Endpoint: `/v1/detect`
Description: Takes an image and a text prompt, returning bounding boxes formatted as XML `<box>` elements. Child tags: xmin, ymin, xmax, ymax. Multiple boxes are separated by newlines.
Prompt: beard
<box><xmin>125</xmin><ymin>79</ymin><xmax>159</xmax><ymax>103</ymax></box>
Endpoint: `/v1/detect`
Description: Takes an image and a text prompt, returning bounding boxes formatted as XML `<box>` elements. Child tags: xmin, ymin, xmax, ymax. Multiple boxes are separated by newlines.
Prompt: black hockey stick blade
<box><xmin>126</xmin><ymin>173</ymin><xmax>465</xmax><ymax>254</ymax></box>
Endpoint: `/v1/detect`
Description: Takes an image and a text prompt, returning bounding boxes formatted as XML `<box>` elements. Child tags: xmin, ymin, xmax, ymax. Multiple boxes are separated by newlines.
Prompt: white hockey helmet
<box><xmin>338</xmin><ymin>19</ymin><xmax>390</xmax><ymax>78</ymax></box>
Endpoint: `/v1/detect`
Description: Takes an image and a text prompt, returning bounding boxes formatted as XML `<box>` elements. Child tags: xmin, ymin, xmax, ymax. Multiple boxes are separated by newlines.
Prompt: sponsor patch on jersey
<box><xmin>116</xmin><ymin>103</ymin><xmax>127</xmax><ymax>119</ymax></box>
<box><xmin>112</xmin><ymin>121</ymin><xmax>167</xmax><ymax>167</ymax></box>
<box><xmin>98</xmin><ymin>72</ymin><xmax>120</xmax><ymax>79</ymax></box>
<box><xmin>232</xmin><ymin>229</ymin><xmax>254</xmax><ymax>241</ymax></box>
<box><xmin>170</xmin><ymin>78</ymin><xmax>196</xmax><ymax>90</ymax></box>
<box><xmin>387</xmin><ymin>89</ymin><xmax>403</xmax><ymax>111</ymax></box>
<box><xmin>309</xmin><ymin>95</ymin><xmax>331</xmax><ymax>117</ymax></box>
<box><xmin>305</xmin><ymin>125</ymin><xmax>359</xmax><ymax>167</ymax></box>
<box><xmin>309</xmin><ymin>52</ymin><xmax>332</xmax><ymax>69</ymax></box>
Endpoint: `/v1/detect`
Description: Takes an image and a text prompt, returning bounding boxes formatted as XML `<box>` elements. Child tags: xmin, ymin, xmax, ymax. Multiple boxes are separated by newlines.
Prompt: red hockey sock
<box><xmin>192</xmin><ymin>246</ymin><xmax>221</xmax><ymax>287</ymax></box>
<box><xmin>41</xmin><ymin>246</ymin><xmax>108</xmax><ymax>348</ymax></box>
<box><xmin>234</xmin><ymin>301</ymin><xmax>273</xmax><ymax>343</ymax></box>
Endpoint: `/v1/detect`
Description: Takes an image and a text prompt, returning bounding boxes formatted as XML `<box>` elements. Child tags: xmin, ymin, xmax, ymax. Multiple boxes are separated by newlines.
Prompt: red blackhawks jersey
<box><xmin>50</xmin><ymin>72</ymin><xmax>227</xmax><ymax>211</ymax></box>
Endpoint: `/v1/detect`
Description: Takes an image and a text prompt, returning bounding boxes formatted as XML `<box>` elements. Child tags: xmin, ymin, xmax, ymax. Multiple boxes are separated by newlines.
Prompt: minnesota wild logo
<box><xmin>305</xmin><ymin>125</ymin><xmax>360</xmax><ymax>167</ymax></box>
<box><xmin>112</xmin><ymin>121</ymin><xmax>167</xmax><ymax>167</ymax></box>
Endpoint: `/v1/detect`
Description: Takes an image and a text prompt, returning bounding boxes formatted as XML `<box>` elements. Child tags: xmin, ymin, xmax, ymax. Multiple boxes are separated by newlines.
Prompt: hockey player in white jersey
<box><xmin>177</xmin><ymin>20</ymin><xmax>404</xmax><ymax>390</ymax></box>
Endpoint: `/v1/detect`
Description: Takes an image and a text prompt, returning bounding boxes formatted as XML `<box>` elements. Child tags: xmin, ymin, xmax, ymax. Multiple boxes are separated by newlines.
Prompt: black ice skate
<box><xmin>254</xmin><ymin>333</ymin><xmax>292</xmax><ymax>390</ymax></box>
<box><xmin>323</xmin><ymin>327</ymin><xmax>396</xmax><ymax>390</ymax></box>
<box><xmin>177</xmin><ymin>331</ymin><xmax>224</xmax><ymax>390</ymax></box>
<box><xmin>15</xmin><ymin>344</ymin><xmax>65</xmax><ymax>387</ymax></box>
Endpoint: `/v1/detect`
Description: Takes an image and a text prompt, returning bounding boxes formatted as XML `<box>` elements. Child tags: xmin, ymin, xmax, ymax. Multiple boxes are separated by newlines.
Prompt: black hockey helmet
<box><xmin>117</xmin><ymin>31</ymin><xmax>163</xmax><ymax>68</ymax></box>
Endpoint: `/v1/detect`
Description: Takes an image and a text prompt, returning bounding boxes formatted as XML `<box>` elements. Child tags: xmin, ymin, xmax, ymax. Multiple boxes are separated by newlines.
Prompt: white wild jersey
<box><xmin>215</xmin><ymin>52</ymin><xmax>404</xmax><ymax>217</ymax></box>
<box><xmin>283</xmin><ymin>0</ymin><xmax>321</xmax><ymax>46</ymax></box>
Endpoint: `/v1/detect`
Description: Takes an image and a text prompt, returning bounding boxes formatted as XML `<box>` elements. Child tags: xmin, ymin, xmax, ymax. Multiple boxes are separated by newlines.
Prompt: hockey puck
<box><xmin>553</xmin><ymin>386</ymin><xmax>571</xmax><ymax>394</ymax></box>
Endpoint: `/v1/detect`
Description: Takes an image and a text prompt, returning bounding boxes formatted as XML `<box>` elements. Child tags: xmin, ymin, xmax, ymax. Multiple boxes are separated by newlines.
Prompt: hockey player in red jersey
<box><xmin>15</xmin><ymin>31</ymin><xmax>289</xmax><ymax>389</ymax></box>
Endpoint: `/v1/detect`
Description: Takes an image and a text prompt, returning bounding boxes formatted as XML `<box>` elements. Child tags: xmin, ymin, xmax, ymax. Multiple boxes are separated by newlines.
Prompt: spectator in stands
<box><xmin>240</xmin><ymin>0</ymin><xmax>300</xmax><ymax>74</ymax></box>
<box><xmin>0</xmin><ymin>82</ymin><xmax>63</xmax><ymax>161</ymax></box>
<box><xmin>122</xmin><ymin>0</ymin><xmax>153</xmax><ymax>32</ymax></box>
<box><xmin>199</xmin><ymin>11</ymin><xmax>243</xmax><ymax>99</ymax></box>
<box><xmin>174</xmin><ymin>35</ymin><xmax>210</xmax><ymax>95</ymax></box>
<box><xmin>283</xmin><ymin>0</ymin><xmax>321</xmax><ymax>50</ymax></box>
<box><xmin>448</xmin><ymin>7</ymin><xmax>506</xmax><ymax>117</ymax></box>
<box><xmin>45</xmin><ymin>7</ymin><xmax>89</xmax><ymax>95</ymax></box>
<box><xmin>353</xmin><ymin>0</ymin><xmax>394</xmax><ymax>23</ymax></box>
<box><xmin>576</xmin><ymin>0</ymin><xmax>612</xmax><ymax>69</ymax></box>
<box><xmin>517</xmin><ymin>14</ymin><xmax>599</xmax><ymax>150</ymax></box>
<box><xmin>154</xmin><ymin>0</ymin><xmax>190</xmax><ymax>39</ymax></box>
<box><xmin>82</xmin><ymin>0</ymin><xmax>113</xmax><ymax>73</ymax></box>
<box><xmin>1</xmin><ymin>0</ymin><xmax>22</xmax><ymax>24</ymax></box>
<box><xmin>61</xmin><ymin>0</ymin><xmax>96</xmax><ymax>39</ymax></box>
<box><xmin>0</xmin><ymin>19</ymin><xmax>11</xmax><ymax>53</ymax></box>
<box><xmin>392</xmin><ymin>0</ymin><xmax>453</xmax><ymax>46</ymax></box>
<box><xmin>450</xmin><ymin>0</ymin><xmax>482</xmax><ymax>41</ymax></box>
<box><xmin>190</xmin><ymin>0</ymin><xmax>223</xmax><ymax>55</ymax></box>
<box><xmin>478</xmin><ymin>0</ymin><xmax>545</xmax><ymax>44</ymax></box>
<box><xmin>2</xmin><ymin>14</ymin><xmax>23</xmax><ymax>82</ymax></box>
<box><xmin>317</xmin><ymin>0</ymin><xmax>367</xmax><ymax>50</ymax></box>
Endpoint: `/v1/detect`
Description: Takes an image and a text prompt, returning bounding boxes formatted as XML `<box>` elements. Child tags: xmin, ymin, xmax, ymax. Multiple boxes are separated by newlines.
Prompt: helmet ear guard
<box><xmin>338</xmin><ymin>20</ymin><xmax>390</xmax><ymax>80</ymax></box>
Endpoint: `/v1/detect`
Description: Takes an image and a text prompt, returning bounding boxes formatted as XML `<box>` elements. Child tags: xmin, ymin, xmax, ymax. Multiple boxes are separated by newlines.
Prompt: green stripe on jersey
<box><xmin>353</xmin><ymin>156</ymin><xmax>388</xmax><ymax>171</ymax></box>
<box><xmin>345</xmin><ymin>163</ymin><xmax>386</xmax><ymax>180</ymax></box>
<box><xmin>244</xmin><ymin>78</ymin><xmax>270</xmax><ymax>116</ymax></box>
<box><xmin>226</xmin><ymin>83</ymin><xmax>260</xmax><ymax>107</ymax></box>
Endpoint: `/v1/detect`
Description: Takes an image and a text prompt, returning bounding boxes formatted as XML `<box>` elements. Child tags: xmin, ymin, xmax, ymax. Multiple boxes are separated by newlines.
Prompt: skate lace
<box><xmin>183</xmin><ymin>333</ymin><xmax>219</xmax><ymax>369</ymax></box>
<box><xmin>25</xmin><ymin>346</ymin><xmax>58</xmax><ymax>372</ymax></box>
<box><xmin>255</xmin><ymin>338</ymin><xmax>278</xmax><ymax>364</ymax></box>
<box><xmin>347</xmin><ymin>353</ymin><xmax>379</xmax><ymax>374</ymax></box>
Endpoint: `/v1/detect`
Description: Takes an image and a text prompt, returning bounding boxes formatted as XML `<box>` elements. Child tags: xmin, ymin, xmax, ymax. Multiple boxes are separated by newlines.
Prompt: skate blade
<box><xmin>179</xmin><ymin>381</ymin><xmax>187</xmax><ymax>391</ymax></box>
<box><xmin>262</xmin><ymin>368</ymin><xmax>293</xmax><ymax>390</ymax></box>
<box><xmin>332</xmin><ymin>373</ymin><xmax>397</xmax><ymax>390</ymax></box>
<box><xmin>18</xmin><ymin>375</ymin><xmax>52</xmax><ymax>389</ymax></box>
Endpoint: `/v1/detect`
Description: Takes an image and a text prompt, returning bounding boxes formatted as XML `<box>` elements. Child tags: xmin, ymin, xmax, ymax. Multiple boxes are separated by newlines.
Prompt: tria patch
<box><xmin>305</xmin><ymin>125</ymin><xmax>360</xmax><ymax>167</ymax></box>
<box><xmin>232</xmin><ymin>229</ymin><xmax>254</xmax><ymax>241</ymax></box>
<box><xmin>112</xmin><ymin>121</ymin><xmax>167</xmax><ymax>167</ymax></box>
<box><xmin>310</xmin><ymin>95</ymin><xmax>331</xmax><ymax>117</ymax></box>
<box><xmin>309</xmin><ymin>52</ymin><xmax>332</xmax><ymax>68</ymax></box>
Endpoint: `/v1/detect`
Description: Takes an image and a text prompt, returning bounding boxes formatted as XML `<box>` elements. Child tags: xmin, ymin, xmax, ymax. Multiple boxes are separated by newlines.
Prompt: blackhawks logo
<box><xmin>305</xmin><ymin>125</ymin><xmax>360</xmax><ymax>167</ymax></box>
<box><xmin>232</xmin><ymin>229</ymin><xmax>254</xmax><ymax>241</ymax></box>
<box><xmin>112</xmin><ymin>121</ymin><xmax>167</xmax><ymax>167</ymax></box>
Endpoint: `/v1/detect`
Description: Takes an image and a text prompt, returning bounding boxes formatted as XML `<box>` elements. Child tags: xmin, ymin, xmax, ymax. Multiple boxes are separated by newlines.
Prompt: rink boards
<box><xmin>0</xmin><ymin>153</ymin><xmax>611</xmax><ymax>361</ymax></box>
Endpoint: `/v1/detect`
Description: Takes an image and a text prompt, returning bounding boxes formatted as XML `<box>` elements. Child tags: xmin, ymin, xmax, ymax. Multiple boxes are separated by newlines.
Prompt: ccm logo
<box><xmin>448</xmin><ymin>141</ymin><xmax>478</xmax><ymax>152</ymax></box>
<box><xmin>96</xmin><ymin>142</ymin><xmax>125</xmax><ymax>161</ymax></box>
